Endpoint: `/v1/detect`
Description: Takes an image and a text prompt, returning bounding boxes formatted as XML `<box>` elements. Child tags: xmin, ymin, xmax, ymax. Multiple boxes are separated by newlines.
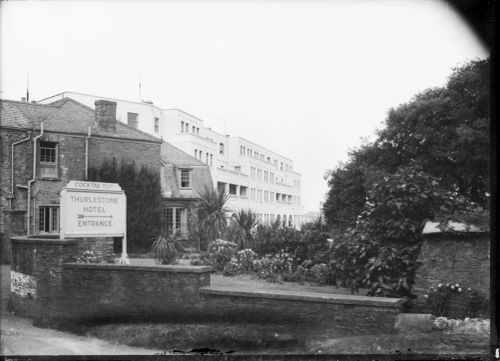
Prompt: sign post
<box><xmin>60</xmin><ymin>180</ymin><xmax>129</xmax><ymax>264</ymax></box>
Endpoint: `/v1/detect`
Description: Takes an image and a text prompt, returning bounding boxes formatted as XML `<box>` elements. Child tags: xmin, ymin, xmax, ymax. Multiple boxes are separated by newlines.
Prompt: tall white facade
<box><xmin>39</xmin><ymin>91</ymin><xmax>305</xmax><ymax>227</ymax></box>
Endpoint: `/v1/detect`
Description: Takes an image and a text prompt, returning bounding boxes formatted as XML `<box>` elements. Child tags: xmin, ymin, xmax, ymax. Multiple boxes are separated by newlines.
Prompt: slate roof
<box><xmin>422</xmin><ymin>221</ymin><xmax>486</xmax><ymax>234</ymax></box>
<box><xmin>0</xmin><ymin>98</ymin><xmax>161</xmax><ymax>143</ymax></box>
<box><xmin>161</xmin><ymin>141</ymin><xmax>206</xmax><ymax>168</ymax></box>
<box><xmin>161</xmin><ymin>142</ymin><xmax>213</xmax><ymax>198</ymax></box>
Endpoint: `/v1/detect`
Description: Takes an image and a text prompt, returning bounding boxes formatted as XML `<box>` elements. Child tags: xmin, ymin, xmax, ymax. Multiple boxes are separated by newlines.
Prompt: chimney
<box><xmin>95</xmin><ymin>100</ymin><xmax>117</xmax><ymax>131</ymax></box>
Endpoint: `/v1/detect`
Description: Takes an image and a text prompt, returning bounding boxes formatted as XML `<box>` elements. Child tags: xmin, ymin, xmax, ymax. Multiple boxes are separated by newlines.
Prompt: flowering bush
<box><xmin>77</xmin><ymin>250</ymin><xmax>101</xmax><ymax>263</ymax></box>
<box><xmin>207</xmin><ymin>239</ymin><xmax>237</xmax><ymax>271</ymax></box>
<box><xmin>309</xmin><ymin>263</ymin><xmax>329</xmax><ymax>284</ymax></box>
<box><xmin>424</xmin><ymin>283</ymin><xmax>489</xmax><ymax>318</ymax></box>
<box><xmin>252</xmin><ymin>250</ymin><xmax>294</xmax><ymax>282</ymax></box>
<box><xmin>235</xmin><ymin>249</ymin><xmax>258</xmax><ymax>271</ymax></box>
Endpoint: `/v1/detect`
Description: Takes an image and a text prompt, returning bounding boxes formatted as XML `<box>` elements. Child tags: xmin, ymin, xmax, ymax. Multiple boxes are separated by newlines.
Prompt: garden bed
<box><xmin>211</xmin><ymin>273</ymin><xmax>369</xmax><ymax>296</ymax></box>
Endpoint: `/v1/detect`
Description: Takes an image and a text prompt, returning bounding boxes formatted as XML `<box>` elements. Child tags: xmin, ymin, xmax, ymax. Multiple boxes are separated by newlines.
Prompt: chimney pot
<box><xmin>21</xmin><ymin>97</ymin><xmax>26</xmax><ymax>102</ymax></box>
<box><xmin>95</xmin><ymin>100</ymin><xmax>117</xmax><ymax>131</ymax></box>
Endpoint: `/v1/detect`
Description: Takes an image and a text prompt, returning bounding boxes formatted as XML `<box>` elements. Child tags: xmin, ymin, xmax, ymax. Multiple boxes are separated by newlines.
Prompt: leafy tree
<box><xmin>323</xmin><ymin>159</ymin><xmax>366</xmax><ymax>230</ymax></box>
<box><xmin>88</xmin><ymin>158</ymin><xmax>162</xmax><ymax>252</ymax></box>
<box><xmin>324</xmin><ymin>58</ymin><xmax>490</xmax><ymax>228</ymax></box>
<box><xmin>324</xmin><ymin>58</ymin><xmax>490</xmax><ymax>297</ymax></box>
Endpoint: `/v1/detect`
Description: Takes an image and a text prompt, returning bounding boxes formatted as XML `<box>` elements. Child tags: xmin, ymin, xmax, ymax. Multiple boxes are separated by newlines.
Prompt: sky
<box><xmin>0</xmin><ymin>0</ymin><xmax>488</xmax><ymax>212</ymax></box>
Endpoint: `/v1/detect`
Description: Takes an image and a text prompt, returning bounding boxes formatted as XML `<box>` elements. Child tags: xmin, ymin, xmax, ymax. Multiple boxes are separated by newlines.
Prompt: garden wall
<box><xmin>59</xmin><ymin>263</ymin><xmax>212</xmax><ymax>323</ymax></box>
<box><xmin>413</xmin><ymin>227</ymin><xmax>490</xmax><ymax>317</ymax></box>
<box><xmin>199</xmin><ymin>287</ymin><xmax>403</xmax><ymax>333</ymax></box>
<box><xmin>10</xmin><ymin>236</ymin><xmax>405</xmax><ymax>330</ymax></box>
<box><xmin>10</xmin><ymin>236</ymin><xmax>113</xmax><ymax>323</ymax></box>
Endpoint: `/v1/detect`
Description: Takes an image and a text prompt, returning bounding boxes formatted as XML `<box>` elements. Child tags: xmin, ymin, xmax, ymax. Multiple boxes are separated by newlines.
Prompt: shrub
<box><xmin>221</xmin><ymin>248</ymin><xmax>258</xmax><ymax>276</ymax></box>
<box><xmin>207</xmin><ymin>239</ymin><xmax>237</xmax><ymax>271</ymax></box>
<box><xmin>309</xmin><ymin>263</ymin><xmax>329</xmax><ymax>284</ymax></box>
<box><xmin>151</xmin><ymin>233</ymin><xmax>179</xmax><ymax>265</ymax></box>
<box><xmin>253</xmin><ymin>224</ymin><xmax>303</xmax><ymax>256</ymax></box>
<box><xmin>88</xmin><ymin>158</ymin><xmax>162</xmax><ymax>253</ymax></box>
<box><xmin>252</xmin><ymin>250</ymin><xmax>294</xmax><ymax>282</ymax></box>
<box><xmin>222</xmin><ymin>257</ymin><xmax>240</xmax><ymax>276</ymax></box>
<box><xmin>77</xmin><ymin>250</ymin><xmax>101</xmax><ymax>263</ymax></box>
<box><xmin>424</xmin><ymin>283</ymin><xmax>490</xmax><ymax>318</ymax></box>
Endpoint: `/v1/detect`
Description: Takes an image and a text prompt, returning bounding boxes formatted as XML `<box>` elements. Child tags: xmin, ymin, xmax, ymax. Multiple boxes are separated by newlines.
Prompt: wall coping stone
<box><xmin>11</xmin><ymin>236</ymin><xmax>80</xmax><ymax>245</ymax></box>
<box><xmin>200</xmin><ymin>286</ymin><xmax>404</xmax><ymax>308</ymax></box>
<box><xmin>63</xmin><ymin>262</ymin><xmax>213</xmax><ymax>273</ymax></box>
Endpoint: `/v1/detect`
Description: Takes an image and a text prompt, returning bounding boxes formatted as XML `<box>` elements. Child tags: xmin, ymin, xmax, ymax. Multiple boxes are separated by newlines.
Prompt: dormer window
<box><xmin>40</xmin><ymin>141</ymin><xmax>58</xmax><ymax>178</ymax></box>
<box><xmin>180</xmin><ymin>169</ymin><xmax>191</xmax><ymax>188</ymax></box>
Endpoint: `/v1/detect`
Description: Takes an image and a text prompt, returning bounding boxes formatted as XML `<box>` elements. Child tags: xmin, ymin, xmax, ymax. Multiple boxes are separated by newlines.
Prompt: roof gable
<box><xmin>0</xmin><ymin>98</ymin><xmax>161</xmax><ymax>143</ymax></box>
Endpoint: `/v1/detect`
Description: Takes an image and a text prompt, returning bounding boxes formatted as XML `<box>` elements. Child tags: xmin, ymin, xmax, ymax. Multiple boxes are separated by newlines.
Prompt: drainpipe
<box><xmin>85</xmin><ymin>127</ymin><xmax>91</xmax><ymax>180</ymax></box>
<box><xmin>11</xmin><ymin>133</ymin><xmax>31</xmax><ymax>210</ymax></box>
<box><xmin>27</xmin><ymin>123</ymin><xmax>44</xmax><ymax>236</ymax></box>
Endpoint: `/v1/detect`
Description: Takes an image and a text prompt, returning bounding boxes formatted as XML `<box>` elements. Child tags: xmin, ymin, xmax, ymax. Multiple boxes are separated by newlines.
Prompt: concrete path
<box><xmin>1</xmin><ymin>265</ymin><xmax>160</xmax><ymax>356</ymax></box>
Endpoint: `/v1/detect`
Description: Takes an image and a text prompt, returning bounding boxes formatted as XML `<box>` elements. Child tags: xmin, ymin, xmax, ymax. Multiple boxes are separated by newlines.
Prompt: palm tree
<box><xmin>230</xmin><ymin>209</ymin><xmax>258</xmax><ymax>250</ymax></box>
<box><xmin>194</xmin><ymin>185</ymin><xmax>230</xmax><ymax>250</ymax></box>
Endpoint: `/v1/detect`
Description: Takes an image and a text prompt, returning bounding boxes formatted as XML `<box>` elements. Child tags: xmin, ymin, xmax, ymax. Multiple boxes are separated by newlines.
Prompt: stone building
<box><xmin>0</xmin><ymin>97</ymin><xmax>212</xmax><ymax>262</ymax></box>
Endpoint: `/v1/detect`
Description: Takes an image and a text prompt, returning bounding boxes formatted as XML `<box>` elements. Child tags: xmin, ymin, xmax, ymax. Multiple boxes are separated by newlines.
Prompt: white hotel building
<box><xmin>39</xmin><ymin>91</ymin><xmax>305</xmax><ymax>227</ymax></box>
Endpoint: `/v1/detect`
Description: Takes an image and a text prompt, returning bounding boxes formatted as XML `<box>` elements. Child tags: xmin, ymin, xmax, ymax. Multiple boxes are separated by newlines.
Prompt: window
<box><xmin>264</xmin><ymin>171</ymin><xmax>268</xmax><ymax>182</ymax></box>
<box><xmin>192</xmin><ymin>125</ymin><xmax>196</xmax><ymax>133</ymax></box>
<box><xmin>206</xmin><ymin>153</ymin><xmax>209</xmax><ymax>164</ymax></box>
<box><xmin>164</xmin><ymin>207</ymin><xmax>185</xmax><ymax>233</ymax></box>
<box><xmin>194</xmin><ymin>149</ymin><xmax>198</xmax><ymax>159</ymax></box>
<box><xmin>240</xmin><ymin>186</ymin><xmax>247</xmax><ymax>197</ymax></box>
<box><xmin>127</xmin><ymin>112</ymin><xmax>139</xmax><ymax>128</ymax></box>
<box><xmin>264</xmin><ymin>191</ymin><xmax>269</xmax><ymax>203</ymax></box>
<box><xmin>280</xmin><ymin>162</ymin><xmax>283</xmax><ymax>171</ymax></box>
<box><xmin>234</xmin><ymin>166</ymin><xmax>241</xmax><ymax>172</ymax></box>
<box><xmin>219</xmin><ymin>143</ymin><xmax>225</xmax><ymax>155</ymax></box>
<box><xmin>197</xmin><ymin>127</ymin><xmax>200</xmax><ymax>135</ymax></box>
<box><xmin>180</xmin><ymin>170</ymin><xmax>190</xmax><ymax>188</ymax></box>
<box><xmin>154</xmin><ymin>117</ymin><xmax>159</xmax><ymax>133</ymax></box>
<box><xmin>181</xmin><ymin>121</ymin><xmax>184</xmax><ymax>133</ymax></box>
<box><xmin>40</xmin><ymin>141</ymin><xmax>58</xmax><ymax>178</ymax></box>
<box><xmin>270</xmin><ymin>192</ymin><xmax>275</xmax><ymax>203</ymax></box>
<box><xmin>217</xmin><ymin>182</ymin><xmax>226</xmax><ymax>194</ymax></box>
<box><xmin>229</xmin><ymin>184</ymin><xmax>237</xmax><ymax>195</ymax></box>
<box><xmin>270</xmin><ymin>172</ymin><xmax>274</xmax><ymax>184</ymax></box>
<box><xmin>39</xmin><ymin>206</ymin><xmax>59</xmax><ymax>233</ymax></box>
<box><xmin>210</xmin><ymin>154</ymin><xmax>213</xmax><ymax>167</ymax></box>
<box><xmin>186</xmin><ymin>123</ymin><xmax>189</xmax><ymax>132</ymax></box>
<box><xmin>274</xmin><ymin>160</ymin><xmax>278</xmax><ymax>168</ymax></box>
<box><xmin>199</xmin><ymin>150</ymin><xmax>203</xmax><ymax>161</ymax></box>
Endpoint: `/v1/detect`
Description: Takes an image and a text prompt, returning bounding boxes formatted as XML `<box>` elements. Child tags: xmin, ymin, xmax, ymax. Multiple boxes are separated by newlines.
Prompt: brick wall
<box><xmin>199</xmin><ymin>291</ymin><xmax>402</xmax><ymax>333</ymax></box>
<box><xmin>412</xmin><ymin>232</ymin><xmax>490</xmax><ymax>316</ymax></box>
<box><xmin>9</xmin><ymin>236</ymin><xmax>113</xmax><ymax>323</ymax></box>
<box><xmin>89</xmin><ymin>137</ymin><xmax>160</xmax><ymax>173</ymax></box>
<box><xmin>59</xmin><ymin>264</ymin><xmax>211</xmax><ymax>323</ymax></box>
<box><xmin>0</xmin><ymin>127</ymin><xmax>160</xmax><ymax>263</ymax></box>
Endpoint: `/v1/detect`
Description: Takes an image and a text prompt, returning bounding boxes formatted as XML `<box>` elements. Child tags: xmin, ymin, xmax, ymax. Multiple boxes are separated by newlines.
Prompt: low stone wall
<box><xmin>9</xmin><ymin>236</ymin><xmax>113</xmax><ymax>323</ymax></box>
<box><xmin>199</xmin><ymin>286</ymin><xmax>404</xmax><ymax>332</ymax></box>
<box><xmin>59</xmin><ymin>263</ymin><xmax>212</xmax><ymax>323</ymax></box>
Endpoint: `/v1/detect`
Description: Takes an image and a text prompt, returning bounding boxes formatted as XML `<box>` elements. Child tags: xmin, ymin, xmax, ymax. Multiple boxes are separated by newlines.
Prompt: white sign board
<box><xmin>60</xmin><ymin>180</ymin><xmax>126</xmax><ymax>239</ymax></box>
